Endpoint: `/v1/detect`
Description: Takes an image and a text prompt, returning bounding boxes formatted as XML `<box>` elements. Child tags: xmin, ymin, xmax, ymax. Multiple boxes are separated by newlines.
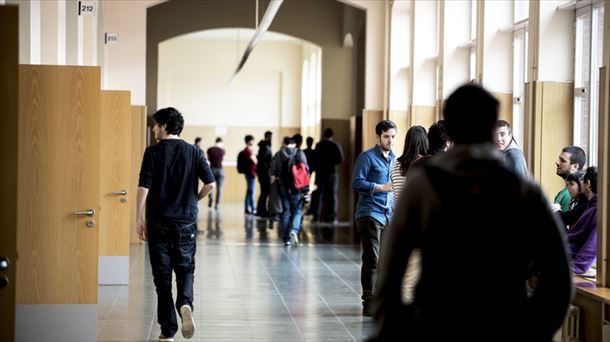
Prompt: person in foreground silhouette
<box><xmin>371</xmin><ymin>84</ymin><xmax>573</xmax><ymax>341</ymax></box>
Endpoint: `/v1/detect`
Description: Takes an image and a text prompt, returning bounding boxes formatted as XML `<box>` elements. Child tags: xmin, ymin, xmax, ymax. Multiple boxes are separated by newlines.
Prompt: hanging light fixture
<box><xmin>229</xmin><ymin>0</ymin><xmax>284</xmax><ymax>83</ymax></box>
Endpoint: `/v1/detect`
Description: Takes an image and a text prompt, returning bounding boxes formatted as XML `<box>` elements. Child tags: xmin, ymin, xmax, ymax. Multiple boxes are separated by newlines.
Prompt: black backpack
<box><xmin>236</xmin><ymin>150</ymin><xmax>249</xmax><ymax>174</ymax></box>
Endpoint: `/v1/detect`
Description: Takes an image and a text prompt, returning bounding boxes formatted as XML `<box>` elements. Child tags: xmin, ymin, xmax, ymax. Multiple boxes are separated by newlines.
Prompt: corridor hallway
<box><xmin>97</xmin><ymin>203</ymin><xmax>373</xmax><ymax>341</ymax></box>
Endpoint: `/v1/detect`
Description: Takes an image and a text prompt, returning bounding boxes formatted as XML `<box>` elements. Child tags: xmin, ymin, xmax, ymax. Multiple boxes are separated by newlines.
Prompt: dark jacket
<box><xmin>372</xmin><ymin>144</ymin><xmax>572</xmax><ymax>341</ymax></box>
<box><xmin>256</xmin><ymin>140</ymin><xmax>272</xmax><ymax>177</ymax></box>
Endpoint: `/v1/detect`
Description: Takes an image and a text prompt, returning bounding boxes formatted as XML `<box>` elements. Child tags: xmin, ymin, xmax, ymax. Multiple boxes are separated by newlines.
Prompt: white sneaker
<box><xmin>158</xmin><ymin>334</ymin><xmax>174</xmax><ymax>342</ymax></box>
<box><xmin>180</xmin><ymin>304</ymin><xmax>196</xmax><ymax>339</ymax></box>
<box><xmin>289</xmin><ymin>231</ymin><xmax>299</xmax><ymax>246</ymax></box>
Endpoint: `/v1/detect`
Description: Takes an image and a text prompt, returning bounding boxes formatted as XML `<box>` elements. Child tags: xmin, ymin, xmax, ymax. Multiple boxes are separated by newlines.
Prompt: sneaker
<box><xmin>180</xmin><ymin>304</ymin><xmax>196</xmax><ymax>339</ymax></box>
<box><xmin>362</xmin><ymin>306</ymin><xmax>373</xmax><ymax>317</ymax></box>
<box><xmin>289</xmin><ymin>231</ymin><xmax>299</xmax><ymax>246</ymax></box>
<box><xmin>158</xmin><ymin>334</ymin><xmax>175</xmax><ymax>342</ymax></box>
<box><xmin>284</xmin><ymin>240</ymin><xmax>291</xmax><ymax>247</ymax></box>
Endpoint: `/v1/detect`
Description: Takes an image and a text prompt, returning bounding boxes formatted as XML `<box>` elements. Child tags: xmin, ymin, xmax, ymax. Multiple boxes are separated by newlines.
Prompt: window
<box><xmin>509</xmin><ymin>1</ymin><xmax>529</xmax><ymax>148</ymax></box>
<box><xmin>574</xmin><ymin>3</ymin><xmax>604</xmax><ymax>167</ymax></box>
<box><xmin>469</xmin><ymin>0</ymin><xmax>477</xmax><ymax>81</ymax></box>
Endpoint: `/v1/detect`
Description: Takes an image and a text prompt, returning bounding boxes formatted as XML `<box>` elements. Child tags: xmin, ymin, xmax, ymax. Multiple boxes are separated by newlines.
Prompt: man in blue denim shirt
<box><xmin>352</xmin><ymin>120</ymin><xmax>397</xmax><ymax>316</ymax></box>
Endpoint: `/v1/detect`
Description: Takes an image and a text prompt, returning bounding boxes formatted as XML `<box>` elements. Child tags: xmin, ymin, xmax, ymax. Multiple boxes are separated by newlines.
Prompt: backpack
<box><xmin>236</xmin><ymin>150</ymin><xmax>249</xmax><ymax>174</ymax></box>
<box><xmin>281</xmin><ymin>152</ymin><xmax>310</xmax><ymax>193</ymax></box>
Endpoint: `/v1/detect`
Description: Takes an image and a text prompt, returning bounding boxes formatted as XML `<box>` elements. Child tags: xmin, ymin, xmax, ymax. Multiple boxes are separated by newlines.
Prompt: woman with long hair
<box><xmin>390</xmin><ymin>125</ymin><xmax>428</xmax><ymax>203</ymax></box>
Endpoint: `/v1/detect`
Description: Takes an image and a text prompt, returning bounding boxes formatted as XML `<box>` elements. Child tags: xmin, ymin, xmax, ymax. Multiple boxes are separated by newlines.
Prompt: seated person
<box><xmin>556</xmin><ymin>171</ymin><xmax>588</xmax><ymax>228</ymax></box>
<box><xmin>566</xmin><ymin>167</ymin><xmax>598</xmax><ymax>275</ymax></box>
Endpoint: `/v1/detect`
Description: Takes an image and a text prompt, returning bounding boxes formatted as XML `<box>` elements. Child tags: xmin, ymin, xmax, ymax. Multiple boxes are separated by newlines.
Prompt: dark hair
<box><xmin>323</xmin><ymin>128</ymin><xmax>334</xmax><ymax>139</ymax></box>
<box><xmin>427</xmin><ymin>120</ymin><xmax>451</xmax><ymax>154</ymax></box>
<box><xmin>375</xmin><ymin>120</ymin><xmax>397</xmax><ymax>136</ymax></box>
<box><xmin>306</xmin><ymin>136</ymin><xmax>314</xmax><ymax>148</ymax></box>
<box><xmin>443</xmin><ymin>84</ymin><xmax>499</xmax><ymax>144</ymax></box>
<box><xmin>264</xmin><ymin>131</ymin><xmax>273</xmax><ymax>139</ymax></box>
<box><xmin>283</xmin><ymin>136</ymin><xmax>295</xmax><ymax>145</ymax></box>
<box><xmin>562</xmin><ymin>146</ymin><xmax>587</xmax><ymax>171</ymax></box>
<box><xmin>194</xmin><ymin>137</ymin><xmax>202</xmax><ymax>145</ymax></box>
<box><xmin>244</xmin><ymin>135</ymin><xmax>255</xmax><ymax>144</ymax></box>
<box><xmin>292</xmin><ymin>134</ymin><xmax>303</xmax><ymax>147</ymax></box>
<box><xmin>584</xmin><ymin>166</ymin><xmax>597</xmax><ymax>194</ymax></box>
<box><xmin>215</xmin><ymin>137</ymin><xmax>222</xmax><ymax>143</ymax></box>
<box><xmin>397</xmin><ymin>126</ymin><xmax>428</xmax><ymax>175</ymax></box>
<box><xmin>495</xmin><ymin>120</ymin><xmax>513</xmax><ymax>134</ymax></box>
<box><xmin>152</xmin><ymin>107</ymin><xmax>184</xmax><ymax>135</ymax></box>
<box><xmin>566</xmin><ymin>170</ymin><xmax>585</xmax><ymax>191</ymax></box>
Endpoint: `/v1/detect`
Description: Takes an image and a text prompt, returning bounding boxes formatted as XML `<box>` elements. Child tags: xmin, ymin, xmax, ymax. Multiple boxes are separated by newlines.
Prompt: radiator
<box><xmin>562</xmin><ymin>304</ymin><xmax>581</xmax><ymax>342</ymax></box>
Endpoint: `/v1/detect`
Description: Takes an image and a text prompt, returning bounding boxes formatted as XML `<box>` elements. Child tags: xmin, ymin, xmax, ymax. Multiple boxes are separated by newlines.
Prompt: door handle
<box><xmin>74</xmin><ymin>209</ymin><xmax>95</xmax><ymax>216</ymax></box>
<box><xmin>111</xmin><ymin>190</ymin><xmax>127</xmax><ymax>196</ymax></box>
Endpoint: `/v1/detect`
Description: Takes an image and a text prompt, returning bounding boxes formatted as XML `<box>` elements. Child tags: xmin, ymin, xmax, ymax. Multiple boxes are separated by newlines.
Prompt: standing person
<box><xmin>371</xmin><ymin>84</ymin><xmax>572</xmax><ymax>341</ymax></box>
<box><xmin>554</xmin><ymin>146</ymin><xmax>586</xmax><ymax>212</ymax></box>
<box><xmin>314</xmin><ymin>128</ymin><xmax>345</xmax><ymax>223</ymax></box>
<box><xmin>352</xmin><ymin>120</ymin><xmax>397</xmax><ymax>316</ymax></box>
<box><xmin>137</xmin><ymin>107</ymin><xmax>215</xmax><ymax>342</ymax></box>
<box><xmin>389</xmin><ymin>125</ymin><xmax>428</xmax><ymax>304</ymax></box>
<box><xmin>194</xmin><ymin>137</ymin><xmax>202</xmax><ymax>150</ymax></box>
<box><xmin>271</xmin><ymin>136</ymin><xmax>309</xmax><ymax>246</ymax></box>
<box><xmin>256</xmin><ymin>131</ymin><xmax>273</xmax><ymax>218</ymax></box>
<box><xmin>303</xmin><ymin>137</ymin><xmax>320</xmax><ymax>221</ymax></box>
<box><xmin>206</xmin><ymin>137</ymin><xmax>225</xmax><ymax>210</ymax></box>
<box><xmin>494</xmin><ymin>120</ymin><xmax>528</xmax><ymax>177</ymax></box>
<box><xmin>566</xmin><ymin>166</ymin><xmax>598</xmax><ymax>275</ymax></box>
<box><xmin>239</xmin><ymin>135</ymin><xmax>257</xmax><ymax>214</ymax></box>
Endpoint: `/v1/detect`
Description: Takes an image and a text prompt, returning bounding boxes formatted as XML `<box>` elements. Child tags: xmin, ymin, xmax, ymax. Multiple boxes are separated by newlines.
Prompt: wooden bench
<box><xmin>572</xmin><ymin>277</ymin><xmax>610</xmax><ymax>341</ymax></box>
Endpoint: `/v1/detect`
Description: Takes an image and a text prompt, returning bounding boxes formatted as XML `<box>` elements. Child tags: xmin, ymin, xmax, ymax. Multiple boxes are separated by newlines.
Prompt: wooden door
<box><xmin>17</xmin><ymin>65</ymin><xmax>100</xmax><ymax>341</ymax></box>
<box><xmin>0</xmin><ymin>5</ymin><xmax>18</xmax><ymax>342</ymax></box>
<box><xmin>99</xmin><ymin>91</ymin><xmax>131</xmax><ymax>284</ymax></box>
<box><xmin>130</xmin><ymin>105</ymin><xmax>147</xmax><ymax>244</ymax></box>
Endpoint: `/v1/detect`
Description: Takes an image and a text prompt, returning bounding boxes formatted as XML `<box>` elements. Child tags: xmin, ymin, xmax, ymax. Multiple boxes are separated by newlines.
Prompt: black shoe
<box><xmin>362</xmin><ymin>306</ymin><xmax>372</xmax><ymax>317</ymax></box>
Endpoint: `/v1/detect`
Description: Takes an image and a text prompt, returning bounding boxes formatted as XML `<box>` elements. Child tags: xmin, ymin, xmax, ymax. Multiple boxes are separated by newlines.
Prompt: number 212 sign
<box><xmin>78</xmin><ymin>1</ymin><xmax>96</xmax><ymax>16</ymax></box>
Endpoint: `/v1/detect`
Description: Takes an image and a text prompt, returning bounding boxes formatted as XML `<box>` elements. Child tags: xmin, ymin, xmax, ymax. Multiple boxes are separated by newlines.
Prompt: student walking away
<box><xmin>207</xmin><ymin>137</ymin><xmax>225</xmax><ymax>210</ymax></box>
<box><xmin>137</xmin><ymin>107</ymin><xmax>216</xmax><ymax>341</ymax></box>
<box><xmin>237</xmin><ymin>135</ymin><xmax>257</xmax><ymax>214</ymax></box>
<box><xmin>494</xmin><ymin>120</ymin><xmax>528</xmax><ymax>177</ymax></box>
<box><xmin>194</xmin><ymin>137</ymin><xmax>202</xmax><ymax>150</ymax></box>
<box><xmin>554</xmin><ymin>146</ymin><xmax>586</xmax><ymax>212</ymax></box>
<box><xmin>371</xmin><ymin>84</ymin><xmax>572</xmax><ymax>341</ymax></box>
<box><xmin>352</xmin><ymin>120</ymin><xmax>397</xmax><ymax>316</ymax></box>
<box><xmin>256</xmin><ymin>131</ymin><xmax>273</xmax><ymax>218</ymax></box>
<box><xmin>271</xmin><ymin>136</ymin><xmax>309</xmax><ymax>246</ymax></box>
<box><xmin>314</xmin><ymin>128</ymin><xmax>344</xmax><ymax>223</ymax></box>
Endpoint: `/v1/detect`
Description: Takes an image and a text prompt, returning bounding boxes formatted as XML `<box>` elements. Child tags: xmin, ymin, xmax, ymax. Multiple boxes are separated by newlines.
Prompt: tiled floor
<box><xmin>97</xmin><ymin>203</ymin><xmax>373</xmax><ymax>341</ymax></box>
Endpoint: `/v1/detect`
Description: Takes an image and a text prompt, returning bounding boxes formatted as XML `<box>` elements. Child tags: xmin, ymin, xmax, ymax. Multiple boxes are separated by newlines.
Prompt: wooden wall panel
<box><xmin>411</xmin><ymin>106</ymin><xmax>436</xmax><ymax>133</ymax></box>
<box><xmin>99</xmin><ymin>91</ymin><xmax>131</xmax><ymax>256</ymax></box>
<box><xmin>0</xmin><ymin>6</ymin><xmax>18</xmax><ymax>341</ymax></box>
<box><xmin>539</xmin><ymin>82</ymin><xmax>573</xmax><ymax>201</ymax></box>
<box><xmin>598</xmin><ymin>67</ymin><xmax>609</xmax><ymax>285</ymax></box>
<box><xmin>362</xmin><ymin>110</ymin><xmax>383</xmax><ymax>151</ymax></box>
<box><xmin>130</xmin><ymin>106</ymin><xmax>146</xmax><ymax>244</ymax></box>
<box><xmin>492</xmin><ymin>91</ymin><xmax>513</xmax><ymax>125</ymax></box>
<box><xmin>18</xmin><ymin>65</ymin><xmax>101</xmax><ymax>304</ymax></box>
<box><xmin>389</xmin><ymin>111</ymin><xmax>408</xmax><ymax>156</ymax></box>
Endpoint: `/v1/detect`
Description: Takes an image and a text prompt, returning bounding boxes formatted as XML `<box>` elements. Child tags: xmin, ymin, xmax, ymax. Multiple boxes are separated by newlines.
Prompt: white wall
<box><xmin>443</xmin><ymin>0</ymin><xmax>470</xmax><ymax>98</ymax></box>
<box><xmin>158</xmin><ymin>37</ymin><xmax>303</xmax><ymax>128</ymax></box>
<box><xmin>389</xmin><ymin>2</ymin><xmax>409</xmax><ymax>111</ymax></box>
<box><xmin>412</xmin><ymin>0</ymin><xmax>437</xmax><ymax>105</ymax></box>
<box><xmin>101</xmin><ymin>0</ymin><xmax>160</xmax><ymax>104</ymax></box>
<box><xmin>344</xmin><ymin>0</ymin><xmax>386</xmax><ymax>111</ymax></box>
<box><xmin>538</xmin><ymin>0</ymin><xmax>574</xmax><ymax>81</ymax></box>
<box><xmin>483</xmin><ymin>0</ymin><xmax>512</xmax><ymax>92</ymax></box>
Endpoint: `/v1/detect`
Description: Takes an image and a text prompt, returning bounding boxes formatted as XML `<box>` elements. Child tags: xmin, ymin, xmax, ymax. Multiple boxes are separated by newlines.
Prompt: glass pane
<box><xmin>514</xmin><ymin>0</ymin><xmax>529</xmax><ymax>22</ymax></box>
<box><xmin>574</xmin><ymin>10</ymin><xmax>591</xmax><ymax>152</ymax></box>
<box><xmin>589</xmin><ymin>4</ymin><xmax>604</xmax><ymax>167</ymax></box>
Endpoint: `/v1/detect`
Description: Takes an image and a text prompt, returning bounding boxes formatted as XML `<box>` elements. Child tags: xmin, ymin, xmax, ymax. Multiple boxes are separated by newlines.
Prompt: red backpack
<box><xmin>281</xmin><ymin>152</ymin><xmax>310</xmax><ymax>193</ymax></box>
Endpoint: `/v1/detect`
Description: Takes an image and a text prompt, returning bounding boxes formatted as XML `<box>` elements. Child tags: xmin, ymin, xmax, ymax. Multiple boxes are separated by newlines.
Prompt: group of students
<box><xmin>353</xmin><ymin>84</ymin><xmax>576</xmax><ymax>340</ymax></box>
<box><xmin>236</xmin><ymin>129</ymin><xmax>344</xmax><ymax>245</ymax></box>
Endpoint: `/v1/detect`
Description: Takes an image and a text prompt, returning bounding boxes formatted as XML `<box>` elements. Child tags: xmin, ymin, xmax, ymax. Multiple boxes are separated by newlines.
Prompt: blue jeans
<box><xmin>208</xmin><ymin>168</ymin><xmax>224</xmax><ymax>208</ymax></box>
<box><xmin>244</xmin><ymin>174</ymin><xmax>256</xmax><ymax>213</ymax></box>
<box><xmin>280</xmin><ymin>186</ymin><xmax>304</xmax><ymax>242</ymax></box>
<box><xmin>147</xmin><ymin>220</ymin><xmax>197</xmax><ymax>338</ymax></box>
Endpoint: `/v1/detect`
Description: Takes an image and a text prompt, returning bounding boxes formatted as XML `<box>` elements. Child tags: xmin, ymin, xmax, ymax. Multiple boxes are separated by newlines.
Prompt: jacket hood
<box><xmin>280</xmin><ymin>146</ymin><xmax>298</xmax><ymax>160</ymax></box>
<box><xmin>258</xmin><ymin>140</ymin><xmax>270</xmax><ymax>148</ymax></box>
<box><xmin>503</xmin><ymin>140</ymin><xmax>520</xmax><ymax>153</ymax></box>
<box><xmin>427</xmin><ymin>143</ymin><xmax>505</xmax><ymax>178</ymax></box>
